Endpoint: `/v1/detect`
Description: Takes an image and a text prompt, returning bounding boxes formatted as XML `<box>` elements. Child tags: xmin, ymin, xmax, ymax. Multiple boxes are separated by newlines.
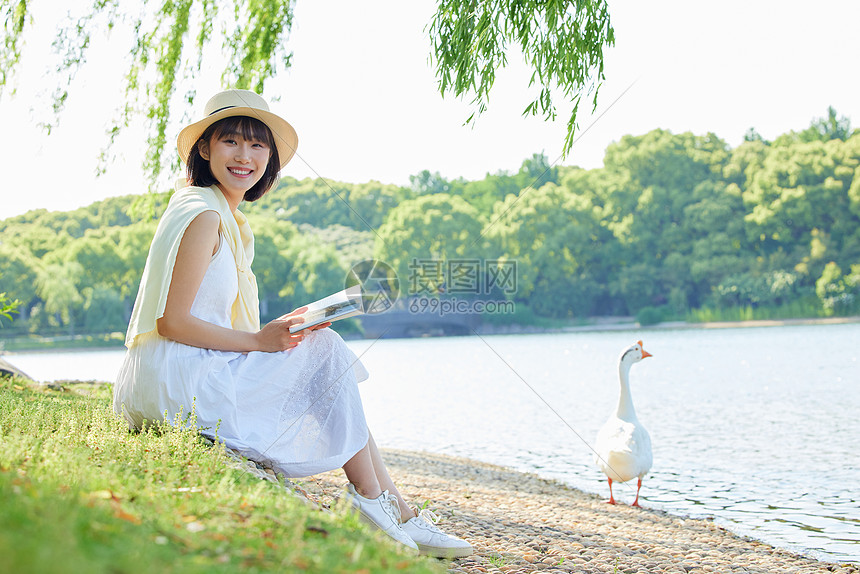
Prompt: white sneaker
<box><xmin>401</xmin><ymin>509</ymin><xmax>473</xmax><ymax>558</ymax></box>
<box><xmin>345</xmin><ymin>484</ymin><xmax>418</xmax><ymax>552</ymax></box>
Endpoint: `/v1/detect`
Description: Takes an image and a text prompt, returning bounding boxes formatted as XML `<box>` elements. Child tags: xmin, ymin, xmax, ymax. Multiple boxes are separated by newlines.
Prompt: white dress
<box><xmin>114</xmin><ymin>238</ymin><xmax>370</xmax><ymax>477</ymax></box>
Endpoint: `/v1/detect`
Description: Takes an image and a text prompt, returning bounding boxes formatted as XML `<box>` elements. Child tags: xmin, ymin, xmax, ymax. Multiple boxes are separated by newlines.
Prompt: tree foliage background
<box><xmin>2</xmin><ymin>110</ymin><xmax>859</xmax><ymax>336</ymax></box>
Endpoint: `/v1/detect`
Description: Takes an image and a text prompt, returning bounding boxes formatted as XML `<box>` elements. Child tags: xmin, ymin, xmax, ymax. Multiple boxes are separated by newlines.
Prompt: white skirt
<box><xmin>114</xmin><ymin>327</ymin><xmax>370</xmax><ymax>478</ymax></box>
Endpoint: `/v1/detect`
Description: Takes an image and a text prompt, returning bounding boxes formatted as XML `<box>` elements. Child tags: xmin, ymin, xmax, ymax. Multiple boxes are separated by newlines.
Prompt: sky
<box><xmin>2</xmin><ymin>0</ymin><xmax>859</xmax><ymax>219</ymax></box>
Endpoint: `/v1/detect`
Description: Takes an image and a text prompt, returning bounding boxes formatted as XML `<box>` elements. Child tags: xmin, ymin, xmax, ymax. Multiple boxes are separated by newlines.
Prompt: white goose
<box><xmin>594</xmin><ymin>340</ymin><xmax>652</xmax><ymax>506</ymax></box>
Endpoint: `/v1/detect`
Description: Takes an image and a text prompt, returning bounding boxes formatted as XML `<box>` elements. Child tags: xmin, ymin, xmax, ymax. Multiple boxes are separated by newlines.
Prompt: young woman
<box><xmin>113</xmin><ymin>89</ymin><xmax>472</xmax><ymax>558</ymax></box>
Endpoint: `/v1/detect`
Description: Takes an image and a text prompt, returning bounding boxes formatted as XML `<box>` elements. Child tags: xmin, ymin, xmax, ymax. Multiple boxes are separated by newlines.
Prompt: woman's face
<box><xmin>201</xmin><ymin>131</ymin><xmax>271</xmax><ymax>203</ymax></box>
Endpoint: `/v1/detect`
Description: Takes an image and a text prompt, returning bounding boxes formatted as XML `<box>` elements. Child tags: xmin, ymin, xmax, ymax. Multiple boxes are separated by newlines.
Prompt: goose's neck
<box><xmin>616</xmin><ymin>362</ymin><xmax>637</xmax><ymax>420</ymax></box>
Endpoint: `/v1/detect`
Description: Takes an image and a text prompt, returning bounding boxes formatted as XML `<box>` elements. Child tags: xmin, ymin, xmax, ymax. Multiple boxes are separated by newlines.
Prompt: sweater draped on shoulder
<box><xmin>125</xmin><ymin>182</ymin><xmax>260</xmax><ymax>348</ymax></box>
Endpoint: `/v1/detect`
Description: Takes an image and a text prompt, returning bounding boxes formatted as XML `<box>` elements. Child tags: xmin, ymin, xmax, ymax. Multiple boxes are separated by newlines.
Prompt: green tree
<box><xmin>295</xmin><ymin>224</ymin><xmax>374</xmax><ymax>271</ymax></box>
<box><xmin>459</xmin><ymin>153</ymin><xmax>558</xmax><ymax>214</ymax></box>
<box><xmin>0</xmin><ymin>244</ymin><xmax>38</xmax><ymax>323</ymax></box>
<box><xmin>798</xmin><ymin>107</ymin><xmax>853</xmax><ymax>142</ymax></box>
<box><xmin>100</xmin><ymin>220</ymin><xmax>159</xmax><ymax>317</ymax></box>
<box><xmin>743</xmin><ymin>136</ymin><xmax>860</xmax><ymax>280</ymax></box>
<box><xmin>679</xmin><ymin>181</ymin><xmax>748</xmax><ymax>309</ymax></box>
<box><xmin>722</xmin><ymin>138</ymin><xmax>769</xmax><ymax>190</ymax></box>
<box><xmin>599</xmin><ymin>129</ymin><xmax>730</xmax><ymax>313</ymax></box>
<box><xmin>486</xmin><ymin>182</ymin><xmax>610</xmax><ymax>317</ymax></box>
<box><xmin>743</xmin><ymin>127</ymin><xmax>767</xmax><ymax>143</ymax></box>
<box><xmin>35</xmin><ymin>261</ymin><xmax>85</xmax><ymax>334</ymax></box>
<box><xmin>82</xmin><ymin>284</ymin><xmax>126</xmax><ymax>332</ymax></box>
<box><xmin>515</xmin><ymin>152</ymin><xmax>558</xmax><ymax>191</ymax></box>
<box><xmin>0</xmin><ymin>220</ymin><xmax>73</xmax><ymax>258</ymax></box>
<box><xmin>713</xmin><ymin>270</ymin><xmax>803</xmax><ymax>310</ymax></box>
<box><xmin>48</xmin><ymin>231</ymin><xmax>128</xmax><ymax>294</ymax></box>
<box><xmin>88</xmin><ymin>195</ymin><xmax>134</xmax><ymax>228</ymax></box>
<box><xmin>375</xmin><ymin>194</ymin><xmax>485</xmax><ymax>295</ymax></box>
<box><xmin>247</xmin><ymin>178</ymin><xmax>401</xmax><ymax>231</ymax></box>
<box><xmin>346</xmin><ymin>182</ymin><xmax>411</xmax><ymax>229</ymax></box>
<box><xmin>409</xmin><ymin>170</ymin><xmax>457</xmax><ymax>196</ymax></box>
<box><xmin>815</xmin><ymin>261</ymin><xmax>859</xmax><ymax>315</ymax></box>
<box><xmin>281</xmin><ymin>236</ymin><xmax>347</xmax><ymax>313</ymax></box>
<box><xmin>249</xmin><ymin>216</ymin><xmax>298</xmax><ymax>320</ymax></box>
<box><xmin>461</xmin><ymin>172</ymin><xmax>521</xmax><ymax>214</ymax></box>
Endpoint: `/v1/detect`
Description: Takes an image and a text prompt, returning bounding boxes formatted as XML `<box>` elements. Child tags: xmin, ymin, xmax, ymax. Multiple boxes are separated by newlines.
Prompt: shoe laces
<box><xmin>380</xmin><ymin>491</ymin><xmax>402</xmax><ymax>525</ymax></box>
<box><xmin>414</xmin><ymin>508</ymin><xmax>444</xmax><ymax>533</ymax></box>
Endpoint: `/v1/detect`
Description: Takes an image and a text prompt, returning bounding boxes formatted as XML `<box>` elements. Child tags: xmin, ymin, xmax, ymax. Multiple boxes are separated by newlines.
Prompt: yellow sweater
<box><xmin>125</xmin><ymin>183</ymin><xmax>260</xmax><ymax>348</ymax></box>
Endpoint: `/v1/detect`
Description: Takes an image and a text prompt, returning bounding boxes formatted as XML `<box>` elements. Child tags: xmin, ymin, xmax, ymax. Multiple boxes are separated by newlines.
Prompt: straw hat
<box><xmin>176</xmin><ymin>89</ymin><xmax>298</xmax><ymax>169</ymax></box>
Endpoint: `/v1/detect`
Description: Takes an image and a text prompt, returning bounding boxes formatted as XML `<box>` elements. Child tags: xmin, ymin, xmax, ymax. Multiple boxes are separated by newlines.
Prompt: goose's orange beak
<box><xmin>638</xmin><ymin>340</ymin><xmax>652</xmax><ymax>358</ymax></box>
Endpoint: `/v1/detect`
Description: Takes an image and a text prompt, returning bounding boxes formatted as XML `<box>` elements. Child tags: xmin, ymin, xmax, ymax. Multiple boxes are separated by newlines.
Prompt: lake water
<box><xmin>5</xmin><ymin>323</ymin><xmax>859</xmax><ymax>563</ymax></box>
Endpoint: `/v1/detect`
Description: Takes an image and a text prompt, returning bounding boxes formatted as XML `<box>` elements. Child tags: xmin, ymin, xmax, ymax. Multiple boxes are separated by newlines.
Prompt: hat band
<box><xmin>209</xmin><ymin>105</ymin><xmax>237</xmax><ymax>116</ymax></box>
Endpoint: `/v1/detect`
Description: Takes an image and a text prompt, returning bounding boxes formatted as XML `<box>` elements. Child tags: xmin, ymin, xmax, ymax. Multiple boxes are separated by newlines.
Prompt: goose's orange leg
<box><xmin>607</xmin><ymin>477</ymin><xmax>616</xmax><ymax>504</ymax></box>
<box><xmin>631</xmin><ymin>477</ymin><xmax>643</xmax><ymax>507</ymax></box>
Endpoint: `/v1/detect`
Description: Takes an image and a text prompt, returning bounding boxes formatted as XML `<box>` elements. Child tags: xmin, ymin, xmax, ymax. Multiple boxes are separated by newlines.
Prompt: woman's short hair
<box><xmin>186</xmin><ymin>116</ymin><xmax>281</xmax><ymax>202</ymax></box>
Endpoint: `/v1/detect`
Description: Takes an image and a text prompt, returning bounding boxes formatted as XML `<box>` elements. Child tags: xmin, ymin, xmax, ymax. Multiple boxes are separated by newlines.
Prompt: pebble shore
<box><xmin>295</xmin><ymin>450</ymin><xmax>856</xmax><ymax>574</ymax></box>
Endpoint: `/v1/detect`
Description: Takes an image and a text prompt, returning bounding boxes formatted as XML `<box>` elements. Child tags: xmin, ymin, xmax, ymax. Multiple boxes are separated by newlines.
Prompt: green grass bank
<box><xmin>0</xmin><ymin>377</ymin><xmax>444</xmax><ymax>574</ymax></box>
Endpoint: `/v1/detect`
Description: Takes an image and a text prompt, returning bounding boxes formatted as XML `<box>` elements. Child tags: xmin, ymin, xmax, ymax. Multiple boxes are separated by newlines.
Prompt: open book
<box><xmin>288</xmin><ymin>285</ymin><xmax>364</xmax><ymax>333</ymax></box>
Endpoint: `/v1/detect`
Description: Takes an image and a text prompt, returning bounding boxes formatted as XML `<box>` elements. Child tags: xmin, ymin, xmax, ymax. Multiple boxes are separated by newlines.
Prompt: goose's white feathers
<box><xmin>594</xmin><ymin>417</ymin><xmax>652</xmax><ymax>482</ymax></box>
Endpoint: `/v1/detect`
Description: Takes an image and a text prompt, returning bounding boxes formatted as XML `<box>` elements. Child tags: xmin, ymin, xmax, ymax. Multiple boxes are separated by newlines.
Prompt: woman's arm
<box><xmin>156</xmin><ymin>211</ymin><xmax>304</xmax><ymax>352</ymax></box>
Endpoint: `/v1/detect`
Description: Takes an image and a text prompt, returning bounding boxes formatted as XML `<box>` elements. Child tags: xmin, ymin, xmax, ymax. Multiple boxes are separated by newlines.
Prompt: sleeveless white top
<box><xmin>114</xmin><ymin>238</ymin><xmax>369</xmax><ymax>477</ymax></box>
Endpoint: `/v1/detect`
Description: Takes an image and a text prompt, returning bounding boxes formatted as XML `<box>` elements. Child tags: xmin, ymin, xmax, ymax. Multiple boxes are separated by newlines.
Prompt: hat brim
<box><xmin>177</xmin><ymin>106</ymin><xmax>298</xmax><ymax>170</ymax></box>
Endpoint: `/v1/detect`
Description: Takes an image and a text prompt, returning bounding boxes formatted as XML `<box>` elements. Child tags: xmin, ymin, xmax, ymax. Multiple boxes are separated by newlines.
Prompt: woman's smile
<box><xmin>202</xmin><ymin>133</ymin><xmax>271</xmax><ymax>205</ymax></box>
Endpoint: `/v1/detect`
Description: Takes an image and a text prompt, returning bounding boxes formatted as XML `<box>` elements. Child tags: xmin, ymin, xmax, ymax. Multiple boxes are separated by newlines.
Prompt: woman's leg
<box><xmin>365</xmin><ymin>431</ymin><xmax>416</xmax><ymax>521</ymax></box>
<box><xmin>340</xmin><ymin>441</ymin><xmax>418</xmax><ymax>551</ymax></box>
<box><xmin>342</xmin><ymin>441</ymin><xmax>383</xmax><ymax>499</ymax></box>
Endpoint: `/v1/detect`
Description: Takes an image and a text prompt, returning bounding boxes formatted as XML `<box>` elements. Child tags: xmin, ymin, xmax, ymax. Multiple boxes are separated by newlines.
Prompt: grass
<box><xmin>0</xmin><ymin>377</ymin><xmax>444</xmax><ymax>574</ymax></box>
<box><xmin>0</xmin><ymin>332</ymin><xmax>126</xmax><ymax>352</ymax></box>
<box><xmin>687</xmin><ymin>298</ymin><xmax>825</xmax><ymax>323</ymax></box>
